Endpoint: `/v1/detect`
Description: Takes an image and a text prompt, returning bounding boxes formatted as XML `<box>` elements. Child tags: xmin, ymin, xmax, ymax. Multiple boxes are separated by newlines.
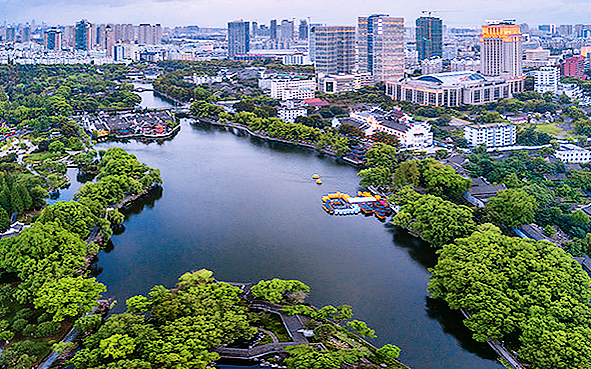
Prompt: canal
<box><xmin>62</xmin><ymin>88</ymin><xmax>502</xmax><ymax>368</ymax></box>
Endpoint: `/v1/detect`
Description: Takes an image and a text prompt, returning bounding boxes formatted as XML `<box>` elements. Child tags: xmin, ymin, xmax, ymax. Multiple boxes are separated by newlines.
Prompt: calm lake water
<box><xmin>53</xmin><ymin>89</ymin><xmax>503</xmax><ymax>369</ymax></box>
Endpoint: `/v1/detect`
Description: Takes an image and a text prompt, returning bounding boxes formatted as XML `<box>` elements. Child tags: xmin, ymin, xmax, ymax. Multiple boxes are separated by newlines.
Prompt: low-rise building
<box><xmin>421</xmin><ymin>57</ymin><xmax>443</xmax><ymax>75</ymax></box>
<box><xmin>463</xmin><ymin>177</ymin><xmax>507</xmax><ymax>208</ymax></box>
<box><xmin>347</xmin><ymin>108</ymin><xmax>433</xmax><ymax>149</ymax></box>
<box><xmin>183</xmin><ymin>73</ymin><xmax>224</xmax><ymax>85</ymax></box>
<box><xmin>464</xmin><ymin>122</ymin><xmax>516</xmax><ymax>147</ymax></box>
<box><xmin>317</xmin><ymin>73</ymin><xmax>374</xmax><ymax>94</ymax></box>
<box><xmin>450</xmin><ymin>58</ymin><xmax>480</xmax><ymax>72</ymax></box>
<box><xmin>386</xmin><ymin>71</ymin><xmax>512</xmax><ymax>107</ymax></box>
<box><xmin>259</xmin><ymin>76</ymin><xmax>316</xmax><ymax>101</ymax></box>
<box><xmin>555</xmin><ymin>143</ymin><xmax>591</xmax><ymax>163</ymax></box>
<box><xmin>278</xmin><ymin>107</ymin><xmax>307</xmax><ymax>123</ymax></box>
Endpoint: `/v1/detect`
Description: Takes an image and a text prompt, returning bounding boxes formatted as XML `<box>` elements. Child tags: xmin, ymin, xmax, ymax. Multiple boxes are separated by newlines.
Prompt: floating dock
<box><xmin>321</xmin><ymin>192</ymin><xmax>392</xmax><ymax>219</ymax></box>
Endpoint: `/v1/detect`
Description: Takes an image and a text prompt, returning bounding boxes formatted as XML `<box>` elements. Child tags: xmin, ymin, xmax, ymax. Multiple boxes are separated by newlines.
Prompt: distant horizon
<box><xmin>0</xmin><ymin>0</ymin><xmax>589</xmax><ymax>29</ymax></box>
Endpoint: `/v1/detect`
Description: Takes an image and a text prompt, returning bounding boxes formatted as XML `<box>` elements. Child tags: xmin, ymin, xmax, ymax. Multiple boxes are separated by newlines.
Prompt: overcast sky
<box><xmin>0</xmin><ymin>0</ymin><xmax>589</xmax><ymax>28</ymax></box>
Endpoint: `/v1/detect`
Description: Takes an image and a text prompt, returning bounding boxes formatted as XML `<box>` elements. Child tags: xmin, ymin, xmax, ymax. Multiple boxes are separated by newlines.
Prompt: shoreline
<box><xmin>193</xmin><ymin>117</ymin><xmax>363</xmax><ymax>168</ymax></box>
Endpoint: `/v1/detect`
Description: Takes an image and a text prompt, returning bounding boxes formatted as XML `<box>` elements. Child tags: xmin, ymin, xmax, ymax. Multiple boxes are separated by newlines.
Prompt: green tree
<box><xmin>358</xmin><ymin>167</ymin><xmax>392</xmax><ymax>191</ymax></box>
<box><xmin>251</xmin><ymin>279</ymin><xmax>310</xmax><ymax>304</ymax></box>
<box><xmin>376</xmin><ymin>344</ymin><xmax>401</xmax><ymax>362</ymax></box>
<box><xmin>100</xmin><ymin>334</ymin><xmax>136</xmax><ymax>360</ymax></box>
<box><xmin>486</xmin><ymin>189</ymin><xmax>538</xmax><ymax>228</ymax></box>
<box><xmin>364</xmin><ymin>143</ymin><xmax>397</xmax><ymax>169</ymax></box>
<box><xmin>392</xmin><ymin>194</ymin><xmax>476</xmax><ymax>247</ymax></box>
<box><xmin>0</xmin><ymin>207</ymin><xmax>9</xmax><ymax>232</ymax></box>
<box><xmin>347</xmin><ymin>320</ymin><xmax>376</xmax><ymax>338</ymax></box>
<box><xmin>428</xmin><ymin>225</ymin><xmax>591</xmax><ymax>369</ymax></box>
<box><xmin>48</xmin><ymin>140</ymin><xmax>65</xmax><ymax>153</ymax></box>
<box><xmin>34</xmin><ymin>276</ymin><xmax>106</xmax><ymax>322</ymax></box>
<box><xmin>421</xmin><ymin>158</ymin><xmax>471</xmax><ymax>201</ymax></box>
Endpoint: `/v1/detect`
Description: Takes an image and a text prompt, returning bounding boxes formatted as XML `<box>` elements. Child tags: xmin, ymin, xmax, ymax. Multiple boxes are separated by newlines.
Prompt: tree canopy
<box><xmin>429</xmin><ymin>225</ymin><xmax>591</xmax><ymax>369</ymax></box>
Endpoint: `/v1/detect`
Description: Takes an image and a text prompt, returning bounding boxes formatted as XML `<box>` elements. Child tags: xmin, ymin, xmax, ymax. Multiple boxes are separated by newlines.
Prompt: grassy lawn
<box><xmin>534</xmin><ymin>123</ymin><xmax>564</xmax><ymax>137</ymax></box>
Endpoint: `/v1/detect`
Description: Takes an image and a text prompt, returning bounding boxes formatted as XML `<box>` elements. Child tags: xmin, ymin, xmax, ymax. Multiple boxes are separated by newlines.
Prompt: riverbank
<box><xmin>194</xmin><ymin>117</ymin><xmax>363</xmax><ymax>167</ymax></box>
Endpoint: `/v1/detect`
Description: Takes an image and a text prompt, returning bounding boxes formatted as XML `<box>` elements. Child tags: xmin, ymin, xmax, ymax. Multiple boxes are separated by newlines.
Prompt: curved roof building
<box><xmin>386</xmin><ymin>71</ymin><xmax>512</xmax><ymax>107</ymax></box>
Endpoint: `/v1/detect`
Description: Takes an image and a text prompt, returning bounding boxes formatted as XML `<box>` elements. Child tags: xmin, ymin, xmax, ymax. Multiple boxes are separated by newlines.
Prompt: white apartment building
<box><xmin>278</xmin><ymin>107</ymin><xmax>308</xmax><ymax>123</ymax></box>
<box><xmin>555</xmin><ymin>144</ymin><xmax>591</xmax><ymax>163</ymax></box>
<box><xmin>534</xmin><ymin>66</ymin><xmax>559</xmax><ymax>94</ymax></box>
<box><xmin>259</xmin><ymin>77</ymin><xmax>316</xmax><ymax>101</ymax></box>
<box><xmin>464</xmin><ymin>122</ymin><xmax>516</xmax><ymax>147</ymax></box>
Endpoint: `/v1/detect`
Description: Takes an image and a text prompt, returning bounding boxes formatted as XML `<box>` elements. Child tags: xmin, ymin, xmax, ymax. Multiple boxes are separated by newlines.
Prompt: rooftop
<box><xmin>413</xmin><ymin>71</ymin><xmax>487</xmax><ymax>86</ymax></box>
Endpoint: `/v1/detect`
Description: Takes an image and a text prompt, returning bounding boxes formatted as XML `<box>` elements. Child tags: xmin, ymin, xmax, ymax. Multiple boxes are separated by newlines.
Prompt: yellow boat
<box><xmin>312</xmin><ymin>174</ymin><xmax>320</xmax><ymax>179</ymax></box>
<box><xmin>316</xmin><ymin>179</ymin><xmax>323</xmax><ymax>185</ymax></box>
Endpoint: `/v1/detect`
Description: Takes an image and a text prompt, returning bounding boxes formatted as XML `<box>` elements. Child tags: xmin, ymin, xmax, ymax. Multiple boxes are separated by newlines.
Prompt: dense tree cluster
<box><xmin>429</xmin><ymin>225</ymin><xmax>591</xmax><ymax>369</ymax></box>
<box><xmin>70</xmin><ymin>270</ymin><xmax>254</xmax><ymax>369</ymax></box>
<box><xmin>392</xmin><ymin>193</ymin><xmax>476</xmax><ymax>247</ymax></box>
<box><xmin>75</xmin><ymin>148</ymin><xmax>162</xmax><ymax>207</ymax></box>
<box><xmin>0</xmin><ymin>172</ymin><xmax>47</xmax><ymax>228</ymax></box>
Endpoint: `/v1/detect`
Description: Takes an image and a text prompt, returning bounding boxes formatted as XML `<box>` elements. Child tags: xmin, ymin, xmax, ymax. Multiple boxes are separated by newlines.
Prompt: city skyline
<box><xmin>1</xmin><ymin>0</ymin><xmax>590</xmax><ymax>28</ymax></box>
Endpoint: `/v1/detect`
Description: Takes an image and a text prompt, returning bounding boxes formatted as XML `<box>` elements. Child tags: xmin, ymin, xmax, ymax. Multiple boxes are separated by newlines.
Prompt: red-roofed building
<box><xmin>303</xmin><ymin>98</ymin><xmax>329</xmax><ymax>107</ymax></box>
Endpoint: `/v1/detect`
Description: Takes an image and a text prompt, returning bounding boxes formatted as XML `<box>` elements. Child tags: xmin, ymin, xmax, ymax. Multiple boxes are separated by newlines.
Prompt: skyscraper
<box><xmin>280</xmin><ymin>19</ymin><xmax>294</xmax><ymax>40</ymax></box>
<box><xmin>75</xmin><ymin>19</ymin><xmax>92</xmax><ymax>51</ymax></box>
<box><xmin>270</xmin><ymin>20</ymin><xmax>278</xmax><ymax>40</ymax></box>
<box><xmin>416</xmin><ymin>16</ymin><xmax>443</xmax><ymax>60</ymax></box>
<box><xmin>44</xmin><ymin>28</ymin><xmax>62</xmax><ymax>51</ymax></box>
<box><xmin>481</xmin><ymin>20</ymin><xmax>524</xmax><ymax>92</ymax></box>
<box><xmin>358</xmin><ymin>15</ymin><xmax>405</xmax><ymax>82</ymax></box>
<box><xmin>228</xmin><ymin>20</ymin><xmax>250</xmax><ymax>58</ymax></box>
<box><xmin>311</xmin><ymin>26</ymin><xmax>356</xmax><ymax>75</ymax></box>
<box><xmin>298</xmin><ymin>20</ymin><xmax>308</xmax><ymax>40</ymax></box>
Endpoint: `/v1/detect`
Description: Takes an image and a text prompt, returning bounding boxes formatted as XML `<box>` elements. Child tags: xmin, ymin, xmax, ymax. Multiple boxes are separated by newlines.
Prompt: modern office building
<box><xmin>386</xmin><ymin>71</ymin><xmax>512</xmax><ymax>107</ymax></box>
<box><xmin>416</xmin><ymin>16</ymin><xmax>443</xmax><ymax>60</ymax></box>
<box><xmin>75</xmin><ymin>19</ymin><xmax>92</xmax><ymax>51</ymax></box>
<box><xmin>44</xmin><ymin>28</ymin><xmax>62</xmax><ymax>51</ymax></box>
<box><xmin>481</xmin><ymin>20</ymin><xmax>524</xmax><ymax>93</ymax></box>
<box><xmin>534</xmin><ymin>67</ymin><xmax>559</xmax><ymax>94</ymax></box>
<box><xmin>318</xmin><ymin>73</ymin><xmax>374</xmax><ymax>94</ymax></box>
<box><xmin>357</xmin><ymin>15</ymin><xmax>405</xmax><ymax>82</ymax></box>
<box><xmin>311</xmin><ymin>26</ymin><xmax>356</xmax><ymax>75</ymax></box>
<box><xmin>227</xmin><ymin>20</ymin><xmax>250</xmax><ymax>58</ymax></box>
<box><xmin>280</xmin><ymin>19</ymin><xmax>294</xmax><ymax>40</ymax></box>
<box><xmin>298</xmin><ymin>20</ymin><xmax>308</xmax><ymax>40</ymax></box>
<box><xmin>464</xmin><ymin>122</ymin><xmax>517</xmax><ymax>147</ymax></box>
<box><xmin>270</xmin><ymin>20</ymin><xmax>278</xmax><ymax>40</ymax></box>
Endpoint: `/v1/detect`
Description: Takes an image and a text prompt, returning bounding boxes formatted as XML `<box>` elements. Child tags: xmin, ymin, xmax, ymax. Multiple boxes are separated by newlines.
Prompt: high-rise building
<box><xmin>280</xmin><ymin>19</ymin><xmax>294</xmax><ymax>40</ymax></box>
<box><xmin>21</xmin><ymin>27</ymin><xmax>31</xmax><ymax>42</ymax></box>
<box><xmin>228</xmin><ymin>20</ymin><xmax>250</xmax><ymax>58</ymax></box>
<box><xmin>481</xmin><ymin>20</ymin><xmax>523</xmax><ymax>92</ymax></box>
<box><xmin>358</xmin><ymin>15</ymin><xmax>405</xmax><ymax>82</ymax></box>
<box><xmin>298</xmin><ymin>20</ymin><xmax>308</xmax><ymax>40</ymax></box>
<box><xmin>270</xmin><ymin>20</ymin><xmax>278</xmax><ymax>40</ymax></box>
<box><xmin>534</xmin><ymin>66</ymin><xmax>559</xmax><ymax>94</ymax></box>
<box><xmin>561</xmin><ymin>56</ymin><xmax>585</xmax><ymax>79</ymax></box>
<box><xmin>416</xmin><ymin>16</ymin><xmax>443</xmax><ymax>60</ymax></box>
<box><xmin>75</xmin><ymin>19</ymin><xmax>92</xmax><ymax>51</ymax></box>
<box><xmin>104</xmin><ymin>25</ymin><xmax>116</xmax><ymax>57</ymax></box>
<box><xmin>251</xmin><ymin>21</ymin><xmax>258</xmax><ymax>37</ymax></box>
<box><xmin>311</xmin><ymin>26</ymin><xmax>356</xmax><ymax>75</ymax></box>
<box><xmin>138</xmin><ymin>24</ymin><xmax>162</xmax><ymax>45</ymax></box>
<box><xmin>44</xmin><ymin>28</ymin><xmax>62</xmax><ymax>51</ymax></box>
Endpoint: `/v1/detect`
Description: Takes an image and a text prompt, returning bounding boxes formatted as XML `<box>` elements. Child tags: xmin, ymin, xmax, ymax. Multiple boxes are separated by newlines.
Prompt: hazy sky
<box><xmin>0</xmin><ymin>0</ymin><xmax>589</xmax><ymax>28</ymax></box>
